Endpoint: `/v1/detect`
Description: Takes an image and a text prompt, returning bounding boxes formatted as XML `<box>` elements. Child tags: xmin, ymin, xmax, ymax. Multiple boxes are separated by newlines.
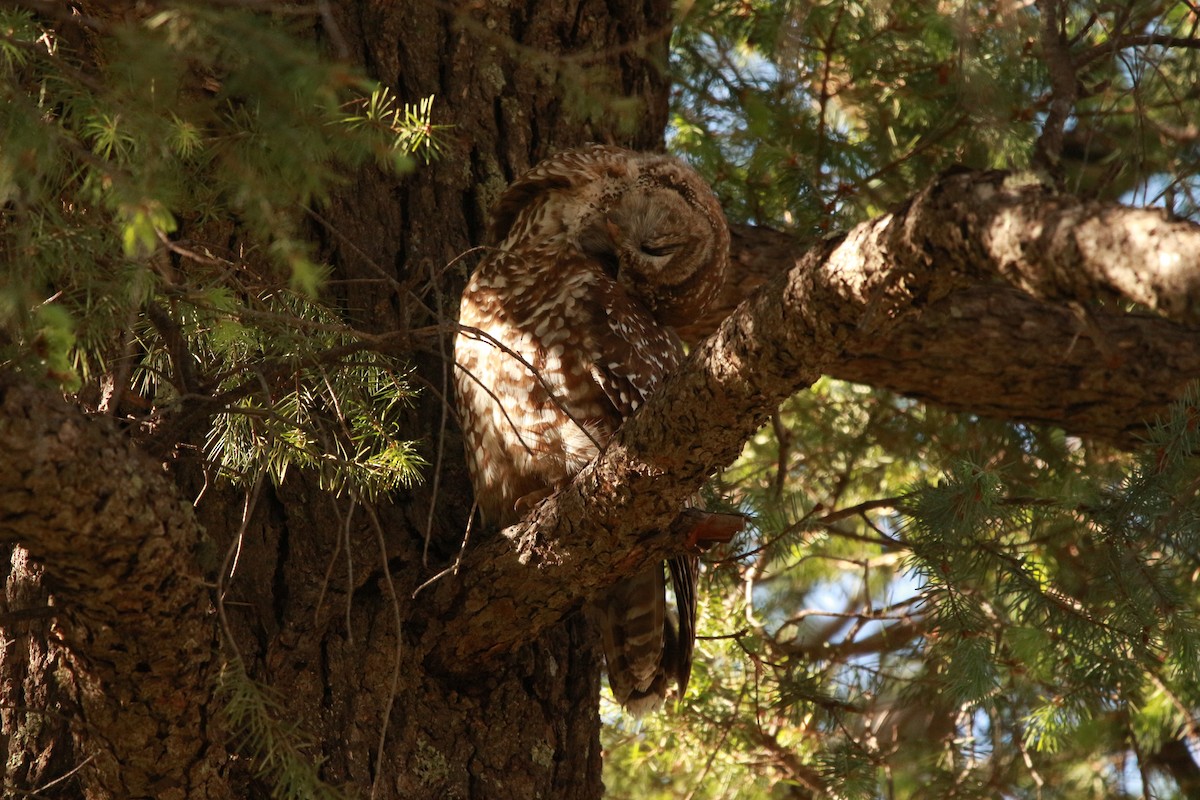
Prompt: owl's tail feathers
<box><xmin>592</xmin><ymin>566</ymin><xmax>672</xmax><ymax>716</ymax></box>
<box><xmin>667</xmin><ymin>555</ymin><xmax>698</xmax><ymax>700</ymax></box>
<box><xmin>591</xmin><ymin>557</ymin><xmax>707</xmax><ymax>716</ymax></box>
<box><xmin>592</xmin><ymin>512</ymin><xmax>744</xmax><ymax>716</ymax></box>
<box><xmin>665</xmin><ymin>509</ymin><xmax>743</xmax><ymax>702</ymax></box>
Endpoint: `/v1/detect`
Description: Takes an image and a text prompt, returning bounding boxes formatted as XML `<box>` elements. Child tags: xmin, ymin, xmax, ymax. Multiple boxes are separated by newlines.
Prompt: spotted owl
<box><xmin>453</xmin><ymin>145</ymin><xmax>729</xmax><ymax>714</ymax></box>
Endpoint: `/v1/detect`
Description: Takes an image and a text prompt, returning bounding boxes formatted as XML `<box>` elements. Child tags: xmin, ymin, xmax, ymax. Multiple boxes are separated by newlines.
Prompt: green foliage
<box><xmin>29</xmin><ymin>302</ymin><xmax>79</xmax><ymax>391</ymax></box>
<box><xmin>0</xmin><ymin>4</ymin><xmax>441</xmax><ymax>497</ymax></box>
<box><xmin>219</xmin><ymin>658</ymin><xmax>349</xmax><ymax>800</ymax></box>
<box><xmin>669</xmin><ymin>0</ymin><xmax>1200</xmax><ymax>231</ymax></box>
<box><xmin>0</xmin><ymin>7</ymin><xmax>443</xmax><ymax>793</ymax></box>
<box><xmin>343</xmin><ymin>90</ymin><xmax>449</xmax><ymax>170</ymax></box>
<box><xmin>608</xmin><ymin>383</ymin><xmax>1200</xmax><ymax>797</ymax></box>
<box><xmin>601</xmin><ymin>4</ymin><xmax>1200</xmax><ymax>797</ymax></box>
<box><xmin>190</xmin><ymin>290</ymin><xmax>425</xmax><ymax>497</ymax></box>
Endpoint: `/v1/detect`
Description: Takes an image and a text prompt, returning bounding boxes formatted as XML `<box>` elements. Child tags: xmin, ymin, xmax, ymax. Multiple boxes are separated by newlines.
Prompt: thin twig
<box><xmin>411</xmin><ymin>501</ymin><xmax>477</xmax><ymax>598</ymax></box>
<box><xmin>423</xmin><ymin>261</ymin><xmax>453</xmax><ymax>567</ymax></box>
<box><xmin>217</xmin><ymin>475</ymin><xmax>264</xmax><ymax>665</ymax></box>
<box><xmin>363</xmin><ymin>502</ymin><xmax>404</xmax><ymax>800</ymax></box>
<box><xmin>30</xmin><ymin>755</ymin><xmax>95</xmax><ymax>795</ymax></box>
<box><xmin>1075</xmin><ymin>33</ymin><xmax>1200</xmax><ymax>67</ymax></box>
<box><xmin>341</xmin><ymin>496</ymin><xmax>358</xmax><ymax>645</ymax></box>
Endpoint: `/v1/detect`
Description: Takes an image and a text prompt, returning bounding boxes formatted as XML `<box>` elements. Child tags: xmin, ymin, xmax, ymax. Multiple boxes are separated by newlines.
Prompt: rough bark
<box><xmin>229</xmin><ymin>1</ymin><xmax>674</xmax><ymax>797</ymax></box>
<box><xmin>0</xmin><ymin>380</ymin><xmax>226</xmax><ymax>799</ymax></box>
<box><xmin>834</xmin><ymin>284</ymin><xmax>1200</xmax><ymax>445</ymax></box>
<box><xmin>1</xmin><ymin>550</ymin><xmax>75</xmax><ymax>793</ymax></box>
<box><xmin>430</xmin><ymin>169</ymin><xmax>1200</xmax><ymax>662</ymax></box>
<box><xmin>4</xmin><ymin>1</ymin><xmax>673</xmax><ymax>798</ymax></box>
<box><xmin>683</xmin><ymin>188</ymin><xmax>1200</xmax><ymax>446</ymax></box>
<box><xmin>305</xmin><ymin>3</ymin><xmax>671</xmax><ymax>797</ymax></box>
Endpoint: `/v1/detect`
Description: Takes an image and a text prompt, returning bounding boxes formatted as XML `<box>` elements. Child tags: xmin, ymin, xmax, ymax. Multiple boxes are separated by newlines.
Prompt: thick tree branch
<box><xmin>0</xmin><ymin>378</ymin><xmax>227</xmax><ymax>800</ymax></box>
<box><xmin>835</xmin><ymin>284</ymin><xmax>1200</xmax><ymax>445</ymax></box>
<box><xmin>427</xmin><ymin>170</ymin><xmax>1200</xmax><ymax>666</ymax></box>
<box><xmin>687</xmin><ymin>190</ymin><xmax>1200</xmax><ymax>445</ymax></box>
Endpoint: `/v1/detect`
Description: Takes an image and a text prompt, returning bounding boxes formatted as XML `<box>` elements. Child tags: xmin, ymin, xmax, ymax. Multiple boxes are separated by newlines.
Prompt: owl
<box><xmin>453</xmin><ymin>145</ymin><xmax>729</xmax><ymax>714</ymax></box>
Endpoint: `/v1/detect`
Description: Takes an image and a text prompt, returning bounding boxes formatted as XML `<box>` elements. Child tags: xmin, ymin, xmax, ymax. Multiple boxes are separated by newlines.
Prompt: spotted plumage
<box><xmin>454</xmin><ymin>145</ymin><xmax>729</xmax><ymax>714</ymax></box>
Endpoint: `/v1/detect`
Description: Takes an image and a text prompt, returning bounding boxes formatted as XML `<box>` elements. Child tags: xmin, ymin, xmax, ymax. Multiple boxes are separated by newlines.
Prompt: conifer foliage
<box><xmin>603</xmin><ymin>1</ymin><xmax>1200</xmax><ymax>797</ymax></box>
<box><xmin>0</xmin><ymin>5</ymin><xmax>435</xmax><ymax>493</ymax></box>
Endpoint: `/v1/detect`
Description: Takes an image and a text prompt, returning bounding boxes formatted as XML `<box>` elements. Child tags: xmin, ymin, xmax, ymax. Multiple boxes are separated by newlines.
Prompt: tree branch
<box><xmin>427</xmin><ymin>170</ymin><xmax>1200</xmax><ymax>666</ymax></box>
<box><xmin>1077</xmin><ymin>33</ymin><xmax>1200</xmax><ymax>67</ymax></box>
<box><xmin>0</xmin><ymin>378</ymin><xmax>228</xmax><ymax>800</ymax></box>
<box><xmin>691</xmin><ymin>188</ymin><xmax>1200</xmax><ymax>445</ymax></box>
<box><xmin>1034</xmin><ymin>0</ymin><xmax>1078</xmax><ymax>170</ymax></box>
<box><xmin>835</xmin><ymin>284</ymin><xmax>1200</xmax><ymax>445</ymax></box>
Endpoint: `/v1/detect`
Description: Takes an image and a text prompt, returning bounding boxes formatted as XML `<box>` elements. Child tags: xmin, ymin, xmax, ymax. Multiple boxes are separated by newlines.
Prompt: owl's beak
<box><xmin>605</xmin><ymin>218</ymin><xmax>621</xmax><ymax>243</ymax></box>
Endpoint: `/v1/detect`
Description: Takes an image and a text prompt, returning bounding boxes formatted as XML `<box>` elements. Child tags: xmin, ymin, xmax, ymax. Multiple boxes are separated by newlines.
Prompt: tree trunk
<box><xmin>300</xmin><ymin>3</ymin><xmax>670</xmax><ymax>794</ymax></box>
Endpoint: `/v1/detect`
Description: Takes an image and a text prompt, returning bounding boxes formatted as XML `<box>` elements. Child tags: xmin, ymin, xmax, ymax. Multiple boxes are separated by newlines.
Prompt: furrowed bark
<box><xmin>835</xmin><ymin>284</ymin><xmax>1200</xmax><ymax>445</ymax></box>
<box><xmin>685</xmin><ymin>178</ymin><xmax>1200</xmax><ymax>444</ymax></box>
<box><xmin>0</xmin><ymin>379</ymin><xmax>226</xmax><ymax>800</ymax></box>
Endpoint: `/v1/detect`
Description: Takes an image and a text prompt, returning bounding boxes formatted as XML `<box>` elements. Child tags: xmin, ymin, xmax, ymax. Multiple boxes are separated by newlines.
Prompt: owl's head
<box><xmin>487</xmin><ymin>146</ymin><xmax>729</xmax><ymax>329</ymax></box>
<box><xmin>575</xmin><ymin>153</ymin><xmax>729</xmax><ymax>328</ymax></box>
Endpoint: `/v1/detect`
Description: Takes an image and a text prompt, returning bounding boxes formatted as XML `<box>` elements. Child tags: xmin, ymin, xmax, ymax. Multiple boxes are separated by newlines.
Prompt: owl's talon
<box><xmin>514</xmin><ymin>488</ymin><xmax>554</xmax><ymax>515</ymax></box>
<box><xmin>674</xmin><ymin>509</ymin><xmax>745</xmax><ymax>551</ymax></box>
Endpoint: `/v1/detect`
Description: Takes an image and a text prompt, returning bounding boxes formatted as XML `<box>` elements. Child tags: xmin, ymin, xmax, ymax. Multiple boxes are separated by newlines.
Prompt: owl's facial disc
<box><xmin>622</xmin><ymin>194</ymin><xmax>715</xmax><ymax>311</ymax></box>
<box><xmin>574</xmin><ymin>178</ymin><xmax>725</xmax><ymax>327</ymax></box>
